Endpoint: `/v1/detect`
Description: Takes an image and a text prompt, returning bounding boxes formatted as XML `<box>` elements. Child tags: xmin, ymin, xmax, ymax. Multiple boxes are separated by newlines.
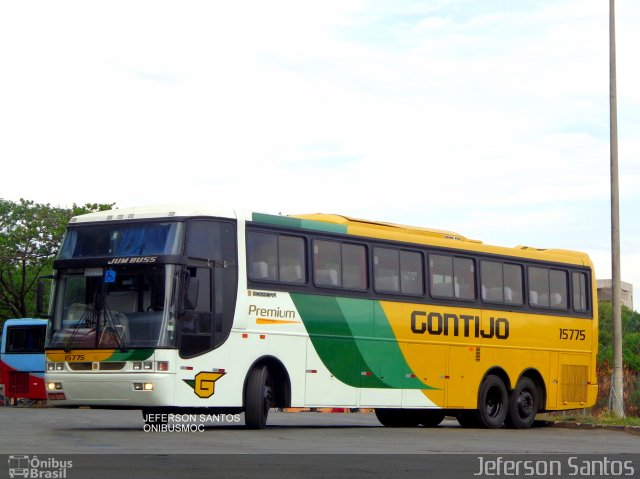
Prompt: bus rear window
<box><xmin>6</xmin><ymin>326</ymin><xmax>45</xmax><ymax>353</ymax></box>
<box><xmin>572</xmin><ymin>272</ymin><xmax>589</xmax><ymax>312</ymax></box>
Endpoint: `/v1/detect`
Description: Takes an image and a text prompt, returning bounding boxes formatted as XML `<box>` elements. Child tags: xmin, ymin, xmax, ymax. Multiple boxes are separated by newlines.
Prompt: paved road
<box><xmin>1</xmin><ymin>409</ymin><xmax>638</xmax><ymax>478</ymax></box>
<box><xmin>1</xmin><ymin>408</ymin><xmax>638</xmax><ymax>454</ymax></box>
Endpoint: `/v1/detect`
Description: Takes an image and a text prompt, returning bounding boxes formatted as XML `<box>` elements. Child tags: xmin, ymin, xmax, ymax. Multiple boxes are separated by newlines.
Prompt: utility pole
<box><xmin>609</xmin><ymin>0</ymin><xmax>624</xmax><ymax>418</ymax></box>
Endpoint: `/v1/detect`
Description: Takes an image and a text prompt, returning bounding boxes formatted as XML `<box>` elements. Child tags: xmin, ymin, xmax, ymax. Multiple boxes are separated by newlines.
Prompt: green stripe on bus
<box><xmin>107</xmin><ymin>349</ymin><xmax>154</xmax><ymax>361</ymax></box>
<box><xmin>291</xmin><ymin>293</ymin><xmax>434</xmax><ymax>390</ymax></box>
<box><xmin>291</xmin><ymin>294</ymin><xmax>385</xmax><ymax>388</ymax></box>
<box><xmin>251</xmin><ymin>213</ymin><xmax>348</xmax><ymax>234</ymax></box>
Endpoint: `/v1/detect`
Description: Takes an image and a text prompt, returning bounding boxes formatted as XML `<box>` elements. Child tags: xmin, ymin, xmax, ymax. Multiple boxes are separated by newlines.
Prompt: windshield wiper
<box><xmin>63</xmin><ymin>282</ymin><xmax>128</xmax><ymax>352</ymax></box>
<box><xmin>64</xmin><ymin>306</ymin><xmax>98</xmax><ymax>353</ymax></box>
<box><xmin>99</xmin><ymin>304</ymin><xmax>129</xmax><ymax>352</ymax></box>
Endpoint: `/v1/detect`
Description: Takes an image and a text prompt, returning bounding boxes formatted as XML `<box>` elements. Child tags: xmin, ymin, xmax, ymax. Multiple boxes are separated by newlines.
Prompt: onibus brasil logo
<box><xmin>8</xmin><ymin>455</ymin><xmax>72</xmax><ymax>478</ymax></box>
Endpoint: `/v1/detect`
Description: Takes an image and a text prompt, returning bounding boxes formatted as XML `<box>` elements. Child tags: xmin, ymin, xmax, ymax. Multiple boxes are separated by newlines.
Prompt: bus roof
<box><xmin>67</xmin><ymin>206</ymin><xmax>592</xmax><ymax>268</ymax></box>
<box><xmin>68</xmin><ymin>205</ymin><xmax>240</xmax><ymax>224</ymax></box>
<box><xmin>2</xmin><ymin>318</ymin><xmax>47</xmax><ymax>329</ymax></box>
<box><xmin>288</xmin><ymin>213</ymin><xmax>592</xmax><ymax>268</ymax></box>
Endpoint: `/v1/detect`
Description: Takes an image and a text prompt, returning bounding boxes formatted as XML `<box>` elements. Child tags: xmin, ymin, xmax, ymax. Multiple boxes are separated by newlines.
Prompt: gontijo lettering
<box><xmin>411</xmin><ymin>311</ymin><xmax>510</xmax><ymax>339</ymax></box>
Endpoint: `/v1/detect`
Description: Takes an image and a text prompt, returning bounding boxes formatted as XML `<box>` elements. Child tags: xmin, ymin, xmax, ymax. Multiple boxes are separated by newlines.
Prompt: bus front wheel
<box><xmin>477</xmin><ymin>375</ymin><xmax>508</xmax><ymax>429</ymax></box>
<box><xmin>244</xmin><ymin>365</ymin><xmax>273</xmax><ymax>429</ymax></box>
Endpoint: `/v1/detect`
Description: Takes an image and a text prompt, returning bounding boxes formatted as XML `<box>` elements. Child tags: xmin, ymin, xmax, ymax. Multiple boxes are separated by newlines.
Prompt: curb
<box><xmin>548</xmin><ymin>420</ymin><xmax>640</xmax><ymax>436</ymax></box>
<box><xmin>624</xmin><ymin>426</ymin><xmax>640</xmax><ymax>436</ymax></box>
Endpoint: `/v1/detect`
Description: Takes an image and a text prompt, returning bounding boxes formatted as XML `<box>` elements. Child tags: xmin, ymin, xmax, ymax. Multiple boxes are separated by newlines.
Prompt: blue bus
<box><xmin>1</xmin><ymin>319</ymin><xmax>47</xmax><ymax>402</ymax></box>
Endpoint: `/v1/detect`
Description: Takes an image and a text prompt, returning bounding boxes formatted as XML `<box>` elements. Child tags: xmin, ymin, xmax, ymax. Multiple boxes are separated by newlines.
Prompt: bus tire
<box><xmin>456</xmin><ymin>411</ymin><xmax>482</xmax><ymax>428</ymax></box>
<box><xmin>244</xmin><ymin>365</ymin><xmax>272</xmax><ymax>429</ymax></box>
<box><xmin>477</xmin><ymin>375</ymin><xmax>508</xmax><ymax>429</ymax></box>
<box><xmin>418</xmin><ymin>410</ymin><xmax>446</xmax><ymax>427</ymax></box>
<box><xmin>505</xmin><ymin>377</ymin><xmax>538</xmax><ymax>429</ymax></box>
<box><xmin>374</xmin><ymin>408</ymin><xmax>420</xmax><ymax>427</ymax></box>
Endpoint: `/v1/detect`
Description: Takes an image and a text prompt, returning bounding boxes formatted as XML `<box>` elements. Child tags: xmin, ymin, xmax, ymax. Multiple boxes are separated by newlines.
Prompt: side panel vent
<box><xmin>560</xmin><ymin>365</ymin><xmax>588</xmax><ymax>404</ymax></box>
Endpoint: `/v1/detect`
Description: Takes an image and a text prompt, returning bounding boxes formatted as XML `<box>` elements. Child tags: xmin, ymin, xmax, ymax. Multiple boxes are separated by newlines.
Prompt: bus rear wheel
<box><xmin>374</xmin><ymin>409</ymin><xmax>420</xmax><ymax>427</ymax></box>
<box><xmin>244</xmin><ymin>365</ymin><xmax>273</xmax><ymax>429</ymax></box>
<box><xmin>477</xmin><ymin>375</ymin><xmax>508</xmax><ymax>429</ymax></box>
<box><xmin>505</xmin><ymin>377</ymin><xmax>538</xmax><ymax>429</ymax></box>
<box><xmin>456</xmin><ymin>411</ymin><xmax>482</xmax><ymax>428</ymax></box>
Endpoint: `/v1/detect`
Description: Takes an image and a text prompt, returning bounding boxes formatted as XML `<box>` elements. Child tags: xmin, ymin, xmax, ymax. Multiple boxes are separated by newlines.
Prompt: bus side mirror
<box><xmin>36</xmin><ymin>275</ymin><xmax>54</xmax><ymax>318</ymax></box>
<box><xmin>184</xmin><ymin>277</ymin><xmax>199</xmax><ymax>311</ymax></box>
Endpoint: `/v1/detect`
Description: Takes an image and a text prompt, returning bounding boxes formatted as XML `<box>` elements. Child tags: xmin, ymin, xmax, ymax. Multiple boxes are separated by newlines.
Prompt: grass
<box><xmin>540</xmin><ymin>411</ymin><xmax>640</xmax><ymax>427</ymax></box>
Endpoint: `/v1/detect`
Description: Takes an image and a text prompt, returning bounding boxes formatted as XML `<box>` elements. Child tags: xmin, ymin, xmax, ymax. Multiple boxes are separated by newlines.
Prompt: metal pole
<box><xmin>609</xmin><ymin>0</ymin><xmax>625</xmax><ymax>418</ymax></box>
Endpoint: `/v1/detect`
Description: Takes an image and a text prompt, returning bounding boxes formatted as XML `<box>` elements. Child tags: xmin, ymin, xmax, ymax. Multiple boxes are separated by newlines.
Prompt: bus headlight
<box><xmin>133</xmin><ymin>383</ymin><xmax>154</xmax><ymax>391</ymax></box>
<box><xmin>133</xmin><ymin>361</ymin><xmax>154</xmax><ymax>371</ymax></box>
<box><xmin>47</xmin><ymin>362</ymin><xmax>64</xmax><ymax>371</ymax></box>
<box><xmin>47</xmin><ymin>382</ymin><xmax>63</xmax><ymax>390</ymax></box>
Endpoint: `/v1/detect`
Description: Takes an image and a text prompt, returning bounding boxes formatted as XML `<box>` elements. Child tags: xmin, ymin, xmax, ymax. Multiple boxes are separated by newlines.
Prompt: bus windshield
<box><xmin>58</xmin><ymin>222</ymin><xmax>183</xmax><ymax>259</ymax></box>
<box><xmin>47</xmin><ymin>265</ymin><xmax>179</xmax><ymax>350</ymax></box>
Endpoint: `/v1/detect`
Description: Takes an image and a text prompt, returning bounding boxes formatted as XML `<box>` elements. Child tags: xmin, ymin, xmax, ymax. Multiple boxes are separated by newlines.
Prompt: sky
<box><xmin>1</xmin><ymin>0</ymin><xmax>639</xmax><ymax>308</ymax></box>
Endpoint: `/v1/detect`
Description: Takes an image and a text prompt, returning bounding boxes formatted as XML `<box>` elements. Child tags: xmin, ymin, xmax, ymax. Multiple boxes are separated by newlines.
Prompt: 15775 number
<box><xmin>64</xmin><ymin>354</ymin><xmax>85</xmax><ymax>361</ymax></box>
<box><xmin>559</xmin><ymin>329</ymin><xmax>586</xmax><ymax>341</ymax></box>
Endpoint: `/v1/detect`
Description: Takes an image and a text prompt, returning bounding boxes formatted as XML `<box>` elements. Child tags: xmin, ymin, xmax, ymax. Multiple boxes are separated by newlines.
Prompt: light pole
<box><xmin>609</xmin><ymin>0</ymin><xmax>624</xmax><ymax>418</ymax></box>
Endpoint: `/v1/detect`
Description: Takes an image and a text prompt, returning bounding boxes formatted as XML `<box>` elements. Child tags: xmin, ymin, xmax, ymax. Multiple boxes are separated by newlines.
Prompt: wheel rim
<box><xmin>263</xmin><ymin>383</ymin><xmax>273</xmax><ymax>414</ymax></box>
<box><xmin>516</xmin><ymin>390</ymin><xmax>534</xmax><ymax>419</ymax></box>
<box><xmin>485</xmin><ymin>387</ymin><xmax>504</xmax><ymax>418</ymax></box>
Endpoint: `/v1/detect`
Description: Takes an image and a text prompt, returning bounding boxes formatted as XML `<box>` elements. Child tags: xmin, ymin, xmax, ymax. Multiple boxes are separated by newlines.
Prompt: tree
<box><xmin>598</xmin><ymin>301</ymin><xmax>640</xmax><ymax>371</ymax></box>
<box><xmin>0</xmin><ymin>199</ymin><xmax>114</xmax><ymax>326</ymax></box>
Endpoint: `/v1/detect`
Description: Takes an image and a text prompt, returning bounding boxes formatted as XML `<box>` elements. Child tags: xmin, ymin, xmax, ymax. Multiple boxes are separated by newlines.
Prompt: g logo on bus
<box><xmin>183</xmin><ymin>371</ymin><xmax>225</xmax><ymax>398</ymax></box>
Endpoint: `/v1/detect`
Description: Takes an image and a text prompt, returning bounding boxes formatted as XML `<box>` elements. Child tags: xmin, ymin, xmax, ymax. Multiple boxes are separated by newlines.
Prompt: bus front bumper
<box><xmin>45</xmin><ymin>372</ymin><xmax>174</xmax><ymax>408</ymax></box>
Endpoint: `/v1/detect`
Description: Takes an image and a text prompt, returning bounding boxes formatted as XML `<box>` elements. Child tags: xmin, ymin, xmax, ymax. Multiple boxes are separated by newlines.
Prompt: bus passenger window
<box><xmin>278</xmin><ymin>236</ymin><xmax>306</xmax><ymax>283</ymax></box>
<box><xmin>454</xmin><ymin>257</ymin><xmax>475</xmax><ymax>300</ymax></box>
<box><xmin>528</xmin><ymin>267</ymin><xmax>567</xmax><ymax>309</ymax></box>
<box><xmin>248</xmin><ymin>232</ymin><xmax>306</xmax><ymax>284</ymax></box>
<box><xmin>481</xmin><ymin>260</ymin><xmax>503</xmax><ymax>302</ymax></box>
<box><xmin>314</xmin><ymin>240</ymin><xmax>341</xmax><ymax>287</ymax></box>
<box><xmin>247</xmin><ymin>232</ymin><xmax>278</xmax><ymax>281</ymax></box>
<box><xmin>314</xmin><ymin>240</ymin><xmax>366</xmax><ymax>290</ymax></box>
<box><xmin>528</xmin><ymin>267</ymin><xmax>549</xmax><ymax>307</ymax></box>
<box><xmin>504</xmin><ymin>264</ymin><xmax>523</xmax><ymax>304</ymax></box>
<box><xmin>400</xmin><ymin>251</ymin><xmax>423</xmax><ymax>295</ymax></box>
<box><xmin>375</xmin><ymin>248</ymin><xmax>424</xmax><ymax>295</ymax></box>
<box><xmin>430</xmin><ymin>255</ymin><xmax>474</xmax><ymax>300</ymax></box>
<box><xmin>430</xmin><ymin>254</ymin><xmax>454</xmax><ymax>298</ymax></box>
<box><xmin>480</xmin><ymin>261</ymin><xmax>522</xmax><ymax>305</ymax></box>
<box><xmin>374</xmin><ymin>248</ymin><xmax>400</xmax><ymax>293</ymax></box>
<box><xmin>342</xmin><ymin>244</ymin><xmax>367</xmax><ymax>290</ymax></box>
<box><xmin>550</xmin><ymin>269</ymin><xmax>568</xmax><ymax>309</ymax></box>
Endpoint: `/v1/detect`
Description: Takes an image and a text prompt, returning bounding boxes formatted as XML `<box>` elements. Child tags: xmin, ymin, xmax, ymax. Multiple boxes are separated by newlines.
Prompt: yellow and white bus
<box><xmin>43</xmin><ymin>206</ymin><xmax>597</xmax><ymax>429</ymax></box>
